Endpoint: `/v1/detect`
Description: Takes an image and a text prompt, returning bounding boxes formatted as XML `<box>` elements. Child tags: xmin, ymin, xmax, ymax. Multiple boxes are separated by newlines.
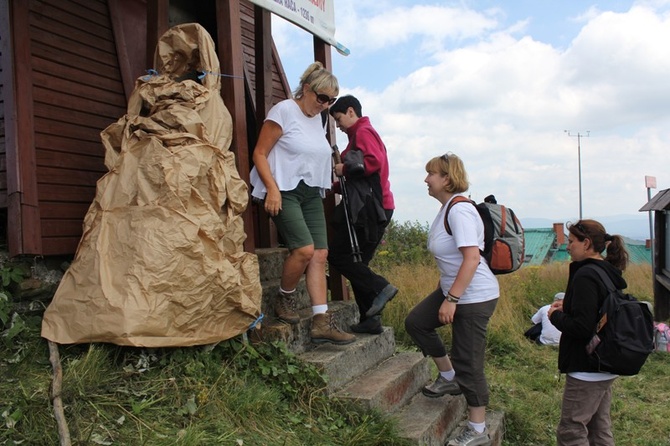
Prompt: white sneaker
<box><xmin>447</xmin><ymin>426</ymin><xmax>490</xmax><ymax>446</ymax></box>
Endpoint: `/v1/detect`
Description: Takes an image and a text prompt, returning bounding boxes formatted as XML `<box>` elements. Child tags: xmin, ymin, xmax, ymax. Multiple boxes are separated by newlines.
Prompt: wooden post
<box><xmin>313</xmin><ymin>36</ymin><xmax>349</xmax><ymax>301</ymax></box>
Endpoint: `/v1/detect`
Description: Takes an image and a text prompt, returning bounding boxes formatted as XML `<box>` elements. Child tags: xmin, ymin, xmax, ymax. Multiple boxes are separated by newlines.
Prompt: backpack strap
<box><xmin>583</xmin><ymin>264</ymin><xmax>617</xmax><ymax>333</ymax></box>
<box><xmin>443</xmin><ymin>196</ymin><xmax>475</xmax><ymax>235</ymax></box>
<box><xmin>583</xmin><ymin>264</ymin><xmax>617</xmax><ymax>292</ymax></box>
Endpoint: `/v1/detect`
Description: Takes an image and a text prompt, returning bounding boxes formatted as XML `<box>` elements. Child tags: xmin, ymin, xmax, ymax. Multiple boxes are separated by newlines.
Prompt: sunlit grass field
<box><xmin>2</xmin><ymin>253</ymin><xmax>668</xmax><ymax>445</ymax></box>
<box><xmin>380</xmin><ymin>261</ymin><xmax>670</xmax><ymax>446</ymax></box>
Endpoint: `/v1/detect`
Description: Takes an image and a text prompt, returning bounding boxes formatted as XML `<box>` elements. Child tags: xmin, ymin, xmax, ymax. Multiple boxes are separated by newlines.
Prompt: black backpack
<box><xmin>584</xmin><ymin>265</ymin><xmax>654</xmax><ymax>376</ymax></box>
<box><xmin>444</xmin><ymin>196</ymin><xmax>525</xmax><ymax>275</ymax></box>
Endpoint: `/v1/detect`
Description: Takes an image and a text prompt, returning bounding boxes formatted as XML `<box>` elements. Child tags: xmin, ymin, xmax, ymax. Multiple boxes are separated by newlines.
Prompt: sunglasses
<box><xmin>312</xmin><ymin>88</ymin><xmax>337</xmax><ymax>105</ymax></box>
<box><xmin>573</xmin><ymin>222</ymin><xmax>588</xmax><ymax>238</ymax></box>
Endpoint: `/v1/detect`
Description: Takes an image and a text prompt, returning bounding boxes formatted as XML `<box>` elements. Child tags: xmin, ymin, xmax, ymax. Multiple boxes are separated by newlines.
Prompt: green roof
<box><xmin>523</xmin><ymin>228</ymin><xmax>651</xmax><ymax>265</ymax></box>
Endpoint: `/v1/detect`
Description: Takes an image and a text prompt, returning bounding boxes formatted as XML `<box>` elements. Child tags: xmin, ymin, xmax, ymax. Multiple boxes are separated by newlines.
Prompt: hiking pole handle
<box><xmin>332</xmin><ymin>144</ymin><xmax>342</xmax><ymax>165</ymax></box>
<box><xmin>332</xmin><ymin>145</ymin><xmax>362</xmax><ymax>263</ymax></box>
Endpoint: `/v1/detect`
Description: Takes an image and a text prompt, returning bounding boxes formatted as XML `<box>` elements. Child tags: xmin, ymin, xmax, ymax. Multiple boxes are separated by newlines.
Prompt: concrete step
<box><xmin>393</xmin><ymin>391</ymin><xmax>467</xmax><ymax>446</ymax></box>
<box><xmin>254</xmin><ymin>300</ymin><xmax>360</xmax><ymax>354</ymax></box>
<box><xmin>253</xmin><ymin>246</ymin><xmax>506</xmax><ymax>444</ymax></box>
<box><xmin>260</xmin><ymin>277</ymin><xmax>311</xmax><ymax>317</ymax></box>
<box><xmin>332</xmin><ymin>351</ymin><xmax>430</xmax><ymax>413</ymax></box>
<box><xmin>298</xmin><ymin>326</ymin><xmax>397</xmax><ymax>392</ymax></box>
<box><xmin>256</xmin><ymin>247</ymin><xmax>288</xmax><ymax>282</ymax></box>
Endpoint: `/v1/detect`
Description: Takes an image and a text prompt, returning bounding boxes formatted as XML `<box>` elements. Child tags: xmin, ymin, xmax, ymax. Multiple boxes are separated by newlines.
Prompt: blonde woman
<box><xmin>405</xmin><ymin>153</ymin><xmax>499</xmax><ymax>446</ymax></box>
<box><xmin>250</xmin><ymin>62</ymin><xmax>354</xmax><ymax>344</ymax></box>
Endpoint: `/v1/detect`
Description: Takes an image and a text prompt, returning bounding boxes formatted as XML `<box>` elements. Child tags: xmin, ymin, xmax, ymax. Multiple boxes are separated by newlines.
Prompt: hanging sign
<box><xmin>248</xmin><ymin>0</ymin><xmax>350</xmax><ymax>55</ymax></box>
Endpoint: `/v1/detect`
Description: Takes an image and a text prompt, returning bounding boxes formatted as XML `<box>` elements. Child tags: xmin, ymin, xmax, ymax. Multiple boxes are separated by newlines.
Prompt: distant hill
<box><xmin>521</xmin><ymin>214</ymin><xmax>653</xmax><ymax>242</ymax></box>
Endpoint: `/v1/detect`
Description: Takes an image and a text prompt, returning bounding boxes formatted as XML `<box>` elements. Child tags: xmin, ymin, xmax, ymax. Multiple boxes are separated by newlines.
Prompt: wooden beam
<box><xmin>218</xmin><ymin>0</ymin><xmax>256</xmax><ymax>252</ymax></box>
<box><xmin>2</xmin><ymin>0</ymin><xmax>42</xmax><ymax>255</ymax></box>
<box><xmin>146</xmin><ymin>0</ymin><xmax>169</xmax><ymax>68</ymax></box>
<box><xmin>313</xmin><ymin>36</ymin><xmax>348</xmax><ymax>302</ymax></box>
<box><xmin>108</xmin><ymin>0</ymin><xmax>148</xmax><ymax>101</ymax></box>
<box><xmin>253</xmin><ymin>5</ymin><xmax>278</xmax><ymax>248</ymax></box>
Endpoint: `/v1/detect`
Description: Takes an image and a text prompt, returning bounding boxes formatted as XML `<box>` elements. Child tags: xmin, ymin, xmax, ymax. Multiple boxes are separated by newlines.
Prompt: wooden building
<box><xmin>0</xmin><ymin>0</ymin><xmax>336</xmax><ymax>258</ymax></box>
<box><xmin>640</xmin><ymin>188</ymin><xmax>670</xmax><ymax>321</ymax></box>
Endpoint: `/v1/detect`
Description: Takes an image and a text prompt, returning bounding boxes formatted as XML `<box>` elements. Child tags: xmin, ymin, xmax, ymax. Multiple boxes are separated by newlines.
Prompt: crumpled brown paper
<box><xmin>41</xmin><ymin>23</ymin><xmax>261</xmax><ymax>347</ymax></box>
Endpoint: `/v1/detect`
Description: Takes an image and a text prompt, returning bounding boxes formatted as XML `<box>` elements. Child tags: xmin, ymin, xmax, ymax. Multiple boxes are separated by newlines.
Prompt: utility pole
<box><xmin>645</xmin><ymin>175</ymin><xmax>656</xmax><ymax>278</ymax></box>
<box><xmin>565</xmin><ymin>130</ymin><xmax>590</xmax><ymax>220</ymax></box>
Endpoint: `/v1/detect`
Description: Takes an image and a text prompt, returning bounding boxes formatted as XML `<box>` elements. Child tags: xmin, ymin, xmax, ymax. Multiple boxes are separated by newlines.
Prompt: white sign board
<box><xmin>248</xmin><ymin>0</ymin><xmax>349</xmax><ymax>55</ymax></box>
<box><xmin>645</xmin><ymin>175</ymin><xmax>657</xmax><ymax>189</ymax></box>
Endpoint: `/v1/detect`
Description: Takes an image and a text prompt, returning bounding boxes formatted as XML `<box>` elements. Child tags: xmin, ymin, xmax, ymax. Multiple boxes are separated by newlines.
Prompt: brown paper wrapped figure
<box><xmin>41</xmin><ymin>23</ymin><xmax>261</xmax><ymax>347</ymax></box>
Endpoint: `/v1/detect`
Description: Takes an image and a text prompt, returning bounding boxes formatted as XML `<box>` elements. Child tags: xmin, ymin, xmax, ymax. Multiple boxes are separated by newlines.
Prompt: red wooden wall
<box><xmin>0</xmin><ymin>0</ymin><xmax>311</xmax><ymax>257</ymax></box>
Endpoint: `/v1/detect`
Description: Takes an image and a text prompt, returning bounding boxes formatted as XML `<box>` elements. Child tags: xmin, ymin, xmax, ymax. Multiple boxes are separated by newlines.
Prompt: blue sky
<box><xmin>270</xmin><ymin>0</ymin><xmax>670</xmax><ymax>231</ymax></box>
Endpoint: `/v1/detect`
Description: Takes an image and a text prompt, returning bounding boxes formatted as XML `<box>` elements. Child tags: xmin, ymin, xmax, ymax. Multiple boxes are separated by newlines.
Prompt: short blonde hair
<box><xmin>293</xmin><ymin>62</ymin><xmax>339</xmax><ymax>99</ymax></box>
<box><xmin>425</xmin><ymin>153</ymin><xmax>469</xmax><ymax>193</ymax></box>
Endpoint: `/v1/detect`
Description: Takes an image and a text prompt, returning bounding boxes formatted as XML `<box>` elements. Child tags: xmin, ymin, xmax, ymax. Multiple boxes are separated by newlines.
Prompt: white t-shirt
<box><xmin>531</xmin><ymin>304</ymin><xmax>562</xmax><ymax>345</ymax></box>
<box><xmin>250</xmin><ymin>99</ymin><xmax>332</xmax><ymax>199</ymax></box>
<box><xmin>427</xmin><ymin>195</ymin><xmax>499</xmax><ymax>304</ymax></box>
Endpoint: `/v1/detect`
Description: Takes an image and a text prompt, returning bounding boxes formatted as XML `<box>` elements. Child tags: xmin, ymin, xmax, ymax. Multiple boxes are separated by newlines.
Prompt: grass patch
<box><xmin>379</xmin><ymin>261</ymin><xmax>670</xmax><ymax>445</ymax></box>
<box><xmin>2</xmin><ymin>260</ymin><xmax>668</xmax><ymax>445</ymax></box>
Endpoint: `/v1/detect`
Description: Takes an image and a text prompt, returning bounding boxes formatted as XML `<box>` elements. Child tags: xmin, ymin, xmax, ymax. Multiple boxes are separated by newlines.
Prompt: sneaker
<box><xmin>351</xmin><ymin>315</ymin><xmax>383</xmax><ymax>335</ymax></box>
<box><xmin>275</xmin><ymin>292</ymin><xmax>300</xmax><ymax>324</ymax></box>
<box><xmin>421</xmin><ymin>375</ymin><xmax>462</xmax><ymax>398</ymax></box>
<box><xmin>310</xmin><ymin>312</ymin><xmax>356</xmax><ymax>345</ymax></box>
<box><xmin>365</xmin><ymin>284</ymin><xmax>398</xmax><ymax>317</ymax></box>
<box><xmin>447</xmin><ymin>426</ymin><xmax>490</xmax><ymax>446</ymax></box>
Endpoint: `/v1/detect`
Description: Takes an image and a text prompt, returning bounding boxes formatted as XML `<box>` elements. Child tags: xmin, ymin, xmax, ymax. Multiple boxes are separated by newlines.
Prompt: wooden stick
<box><xmin>48</xmin><ymin>340</ymin><xmax>71</xmax><ymax>446</ymax></box>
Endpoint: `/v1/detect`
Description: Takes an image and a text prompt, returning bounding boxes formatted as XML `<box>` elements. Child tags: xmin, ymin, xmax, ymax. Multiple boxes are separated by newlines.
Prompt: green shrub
<box><xmin>371</xmin><ymin>220</ymin><xmax>432</xmax><ymax>269</ymax></box>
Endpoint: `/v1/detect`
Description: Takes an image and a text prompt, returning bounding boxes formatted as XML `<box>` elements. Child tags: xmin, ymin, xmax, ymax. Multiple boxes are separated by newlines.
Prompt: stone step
<box><xmin>253</xmin><ymin>300</ymin><xmax>360</xmax><ymax>354</ymax></box>
<box><xmin>253</xmin><ymin>246</ymin><xmax>506</xmax><ymax>444</ymax></box>
<box><xmin>298</xmin><ymin>326</ymin><xmax>397</xmax><ymax>392</ymax></box>
<box><xmin>256</xmin><ymin>247</ymin><xmax>288</xmax><ymax>282</ymax></box>
<box><xmin>331</xmin><ymin>351</ymin><xmax>430</xmax><ymax>413</ymax></box>
<box><xmin>260</xmin><ymin>277</ymin><xmax>311</xmax><ymax>318</ymax></box>
<box><xmin>393</xmin><ymin>392</ymin><xmax>468</xmax><ymax>446</ymax></box>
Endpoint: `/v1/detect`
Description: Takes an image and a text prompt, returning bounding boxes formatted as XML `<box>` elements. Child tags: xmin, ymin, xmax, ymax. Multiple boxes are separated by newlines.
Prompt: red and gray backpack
<box><xmin>444</xmin><ymin>195</ymin><xmax>525</xmax><ymax>275</ymax></box>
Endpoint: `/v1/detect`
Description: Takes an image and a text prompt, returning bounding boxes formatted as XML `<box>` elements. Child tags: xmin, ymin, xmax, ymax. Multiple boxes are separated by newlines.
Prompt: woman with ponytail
<box><xmin>548</xmin><ymin>219</ymin><xmax>629</xmax><ymax>445</ymax></box>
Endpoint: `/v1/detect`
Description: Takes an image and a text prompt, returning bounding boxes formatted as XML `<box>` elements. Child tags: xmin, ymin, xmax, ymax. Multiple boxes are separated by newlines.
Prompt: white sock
<box><xmin>312</xmin><ymin>304</ymin><xmax>328</xmax><ymax>315</ymax></box>
<box><xmin>440</xmin><ymin>369</ymin><xmax>456</xmax><ymax>381</ymax></box>
<box><xmin>468</xmin><ymin>421</ymin><xmax>486</xmax><ymax>434</ymax></box>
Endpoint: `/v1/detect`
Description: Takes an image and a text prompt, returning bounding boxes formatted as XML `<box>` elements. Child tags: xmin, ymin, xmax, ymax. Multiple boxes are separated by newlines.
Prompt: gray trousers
<box><xmin>557</xmin><ymin>375</ymin><xmax>615</xmax><ymax>446</ymax></box>
<box><xmin>405</xmin><ymin>287</ymin><xmax>497</xmax><ymax>407</ymax></box>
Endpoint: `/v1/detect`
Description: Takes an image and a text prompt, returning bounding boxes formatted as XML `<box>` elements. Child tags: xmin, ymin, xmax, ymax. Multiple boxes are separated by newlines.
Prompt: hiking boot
<box><xmin>351</xmin><ymin>315</ymin><xmax>383</xmax><ymax>335</ymax></box>
<box><xmin>365</xmin><ymin>284</ymin><xmax>398</xmax><ymax>317</ymax></box>
<box><xmin>275</xmin><ymin>292</ymin><xmax>299</xmax><ymax>324</ymax></box>
<box><xmin>447</xmin><ymin>426</ymin><xmax>490</xmax><ymax>446</ymax></box>
<box><xmin>421</xmin><ymin>375</ymin><xmax>462</xmax><ymax>398</ymax></box>
<box><xmin>310</xmin><ymin>312</ymin><xmax>356</xmax><ymax>345</ymax></box>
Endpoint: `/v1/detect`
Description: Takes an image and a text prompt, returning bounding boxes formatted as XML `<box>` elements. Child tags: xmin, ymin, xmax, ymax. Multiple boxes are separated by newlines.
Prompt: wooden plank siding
<box><xmin>1</xmin><ymin>0</ymin><xmax>300</xmax><ymax>256</ymax></box>
<box><xmin>29</xmin><ymin>0</ymin><xmax>126</xmax><ymax>255</ymax></box>
<box><xmin>0</xmin><ymin>1</ymin><xmax>11</xmax><ymax>210</ymax></box>
<box><xmin>0</xmin><ymin>15</ymin><xmax>6</xmax><ymax>209</ymax></box>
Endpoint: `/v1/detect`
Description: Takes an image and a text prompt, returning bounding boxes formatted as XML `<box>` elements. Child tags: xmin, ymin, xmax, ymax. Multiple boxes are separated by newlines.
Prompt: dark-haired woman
<box><xmin>549</xmin><ymin>219</ymin><xmax>630</xmax><ymax>445</ymax></box>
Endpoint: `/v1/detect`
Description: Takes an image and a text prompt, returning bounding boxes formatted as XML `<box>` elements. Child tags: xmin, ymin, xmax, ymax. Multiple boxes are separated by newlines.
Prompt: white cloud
<box><xmin>272</xmin><ymin>2</ymin><xmax>670</xmax><ymax>232</ymax></box>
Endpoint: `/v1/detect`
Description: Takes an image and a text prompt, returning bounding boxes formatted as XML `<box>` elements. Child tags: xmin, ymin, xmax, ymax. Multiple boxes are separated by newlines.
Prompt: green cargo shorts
<box><xmin>272</xmin><ymin>181</ymin><xmax>328</xmax><ymax>250</ymax></box>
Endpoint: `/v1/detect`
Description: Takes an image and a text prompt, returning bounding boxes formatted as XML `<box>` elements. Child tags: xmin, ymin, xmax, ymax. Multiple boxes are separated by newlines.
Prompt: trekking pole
<box><xmin>332</xmin><ymin>145</ymin><xmax>362</xmax><ymax>263</ymax></box>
